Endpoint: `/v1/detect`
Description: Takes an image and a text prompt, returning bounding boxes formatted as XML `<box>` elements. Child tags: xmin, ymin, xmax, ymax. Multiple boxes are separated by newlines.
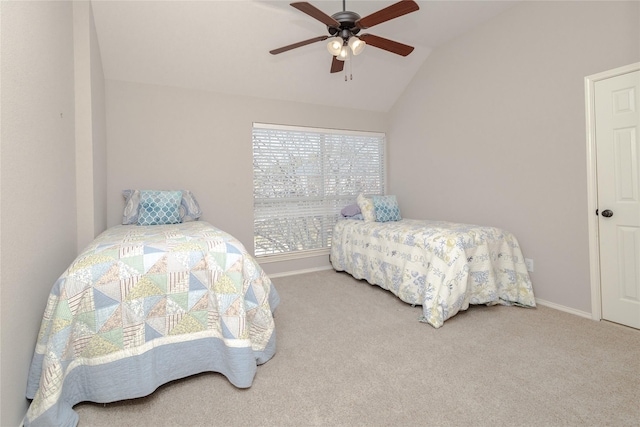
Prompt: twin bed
<box><xmin>24</xmin><ymin>194</ymin><xmax>279</xmax><ymax>426</ymax></box>
<box><xmin>330</xmin><ymin>218</ymin><xmax>536</xmax><ymax>328</ymax></box>
<box><xmin>331</xmin><ymin>194</ymin><xmax>536</xmax><ymax>328</ymax></box>
<box><xmin>25</xmin><ymin>191</ymin><xmax>535</xmax><ymax>426</ymax></box>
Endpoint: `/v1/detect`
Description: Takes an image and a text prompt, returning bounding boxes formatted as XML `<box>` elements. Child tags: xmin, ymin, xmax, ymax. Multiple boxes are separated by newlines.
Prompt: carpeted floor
<box><xmin>75</xmin><ymin>270</ymin><xmax>640</xmax><ymax>426</ymax></box>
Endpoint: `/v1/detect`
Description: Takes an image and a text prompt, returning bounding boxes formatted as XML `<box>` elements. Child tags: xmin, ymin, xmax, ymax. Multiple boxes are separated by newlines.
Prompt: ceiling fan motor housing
<box><xmin>327</xmin><ymin>11</ymin><xmax>361</xmax><ymax>39</ymax></box>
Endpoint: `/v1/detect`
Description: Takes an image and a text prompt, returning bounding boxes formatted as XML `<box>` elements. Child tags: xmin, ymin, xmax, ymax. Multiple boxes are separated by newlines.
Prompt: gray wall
<box><xmin>388</xmin><ymin>1</ymin><xmax>640</xmax><ymax>314</ymax></box>
<box><xmin>0</xmin><ymin>2</ymin><xmax>107</xmax><ymax>425</ymax></box>
<box><xmin>1</xmin><ymin>2</ymin><xmax>77</xmax><ymax>424</ymax></box>
<box><xmin>74</xmin><ymin>0</ymin><xmax>108</xmax><ymax>251</ymax></box>
<box><xmin>105</xmin><ymin>80</ymin><xmax>388</xmax><ymax>275</ymax></box>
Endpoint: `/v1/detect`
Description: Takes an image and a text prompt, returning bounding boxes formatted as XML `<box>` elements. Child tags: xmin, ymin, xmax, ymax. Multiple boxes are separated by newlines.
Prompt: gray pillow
<box><xmin>341</xmin><ymin>203</ymin><xmax>361</xmax><ymax>217</ymax></box>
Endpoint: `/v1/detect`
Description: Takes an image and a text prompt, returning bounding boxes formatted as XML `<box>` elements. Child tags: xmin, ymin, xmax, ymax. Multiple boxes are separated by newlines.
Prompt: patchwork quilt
<box><xmin>330</xmin><ymin>219</ymin><xmax>535</xmax><ymax>328</ymax></box>
<box><xmin>25</xmin><ymin>222</ymin><xmax>279</xmax><ymax>427</ymax></box>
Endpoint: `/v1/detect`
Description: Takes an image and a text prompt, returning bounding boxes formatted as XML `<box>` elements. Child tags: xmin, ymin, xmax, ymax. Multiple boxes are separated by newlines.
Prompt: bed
<box><xmin>330</xmin><ymin>217</ymin><xmax>536</xmax><ymax>328</ymax></box>
<box><xmin>24</xmin><ymin>220</ymin><xmax>279</xmax><ymax>427</ymax></box>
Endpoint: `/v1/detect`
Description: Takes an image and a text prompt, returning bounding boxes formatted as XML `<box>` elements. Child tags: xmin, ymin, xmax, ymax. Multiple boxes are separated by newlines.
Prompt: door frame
<box><xmin>584</xmin><ymin>62</ymin><xmax>640</xmax><ymax>321</ymax></box>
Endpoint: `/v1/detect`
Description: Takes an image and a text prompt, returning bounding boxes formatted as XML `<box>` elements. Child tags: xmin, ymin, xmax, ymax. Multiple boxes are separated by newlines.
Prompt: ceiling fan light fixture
<box><xmin>337</xmin><ymin>45</ymin><xmax>350</xmax><ymax>61</ymax></box>
<box><xmin>348</xmin><ymin>36</ymin><xmax>365</xmax><ymax>56</ymax></box>
<box><xmin>326</xmin><ymin>37</ymin><xmax>343</xmax><ymax>56</ymax></box>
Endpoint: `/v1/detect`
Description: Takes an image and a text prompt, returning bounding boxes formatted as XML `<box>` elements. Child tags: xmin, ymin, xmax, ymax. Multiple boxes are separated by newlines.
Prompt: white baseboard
<box><xmin>267</xmin><ymin>270</ymin><xmax>597</xmax><ymax>322</ymax></box>
<box><xmin>535</xmin><ymin>298</ymin><xmax>595</xmax><ymax>320</ymax></box>
<box><xmin>268</xmin><ymin>265</ymin><xmax>334</xmax><ymax>279</ymax></box>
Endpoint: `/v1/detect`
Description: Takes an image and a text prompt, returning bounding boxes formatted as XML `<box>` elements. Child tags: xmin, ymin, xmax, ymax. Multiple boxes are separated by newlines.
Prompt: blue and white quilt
<box><xmin>25</xmin><ymin>222</ymin><xmax>279</xmax><ymax>427</ymax></box>
<box><xmin>330</xmin><ymin>219</ymin><xmax>535</xmax><ymax>328</ymax></box>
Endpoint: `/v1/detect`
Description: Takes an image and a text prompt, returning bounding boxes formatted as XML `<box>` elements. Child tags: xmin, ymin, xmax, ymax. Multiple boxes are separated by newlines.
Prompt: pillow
<box><xmin>373</xmin><ymin>195</ymin><xmax>402</xmax><ymax>222</ymax></box>
<box><xmin>122</xmin><ymin>189</ymin><xmax>141</xmax><ymax>224</ymax></box>
<box><xmin>341</xmin><ymin>203</ymin><xmax>361</xmax><ymax>217</ymax></box>
<box><xmin>137</xmin><ymin>190</ymin><xmax>183</xmax><ymax>226</ymax></box>
<box><xmin>357</xmin><ymin>193</ymin><xmax>376</xmax><ymax>222</ymax></box>
<box><xmin>179</xmin><ymin>190</ymin><xmax>202</xmax><ymax>222</ymax></box>
<box><xmin>122</xmin><ymin>189</ymin><xmax>202</xmax><ymax>224</ymax></box>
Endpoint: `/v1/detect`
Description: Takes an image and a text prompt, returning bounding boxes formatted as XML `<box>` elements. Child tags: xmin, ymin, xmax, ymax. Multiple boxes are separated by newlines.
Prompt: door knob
<box><xmin>602</xmin><ymin>209</ymin><xmax>614</xmax><ymax>217</ymax></box>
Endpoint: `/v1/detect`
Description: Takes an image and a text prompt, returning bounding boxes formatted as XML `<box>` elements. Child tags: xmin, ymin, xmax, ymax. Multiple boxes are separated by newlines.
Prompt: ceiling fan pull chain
<box><xmin>344</xmin><ymin>51</ymin><xmax>348</xmax><ymax>81</ymax></box>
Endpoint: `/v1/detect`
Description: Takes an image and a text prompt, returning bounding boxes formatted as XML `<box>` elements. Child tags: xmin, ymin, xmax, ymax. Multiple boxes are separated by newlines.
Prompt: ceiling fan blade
<box><xmin>270</xmin><ymin>35</ymin><xmax>328</xmax><ymax>55</ymax></box>
<box><xmin>356</xmin><ymin>0</ymin><xmax>419</xmax><ymax>29</ymax></box>
<box><xmin>359</xmin><ymin>34</ymin><xmax>414</xmax><ymax>56</ymax></box>
<box><xmin>330</xmin><ymin>56</ymin><xmax>344</xmax><ymax>73</ymax></box>
<box><xmin>290</xmin><ymin>2</ymin><xmax>340</xmax><ymax>27</ymax></box>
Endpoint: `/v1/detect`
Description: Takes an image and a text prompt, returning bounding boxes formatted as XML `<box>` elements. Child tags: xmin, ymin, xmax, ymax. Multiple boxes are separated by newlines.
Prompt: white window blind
<box><xmin>253</xmin><ymin>123</ymin><xmax>385</xmax><ymax>258</ymax></box>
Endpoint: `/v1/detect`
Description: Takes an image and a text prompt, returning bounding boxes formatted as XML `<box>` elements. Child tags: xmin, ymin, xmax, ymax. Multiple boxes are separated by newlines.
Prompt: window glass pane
<box><xmin>253</xmin><ymin>124</ymin><xmax>384</xmax><ymax>257</ymax></box>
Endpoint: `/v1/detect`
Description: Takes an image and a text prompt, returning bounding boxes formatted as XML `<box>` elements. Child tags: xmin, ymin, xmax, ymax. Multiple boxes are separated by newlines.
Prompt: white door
<box><xmin>595</xmin><ymin>69</ymin><xmax>640</xmax><ymax>329</ymax></box>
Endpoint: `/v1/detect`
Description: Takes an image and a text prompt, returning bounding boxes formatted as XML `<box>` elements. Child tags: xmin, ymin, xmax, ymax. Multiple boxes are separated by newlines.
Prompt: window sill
<box><xmin>256</xmin><ymin>248</ymin><xmax>330</xmax><ymax>264</ymax></box>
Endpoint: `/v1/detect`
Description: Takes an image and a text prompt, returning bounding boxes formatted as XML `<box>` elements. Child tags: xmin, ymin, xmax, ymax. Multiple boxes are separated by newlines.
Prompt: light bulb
<box><xmin>348</xmin><ymin>36</ymin><xmax>365</xmax><ymax>56</ymax></box>
<box><xmin>326</xmin><ymin>37</ymin><xmax>343</xmax><ymax>56</ymax></box>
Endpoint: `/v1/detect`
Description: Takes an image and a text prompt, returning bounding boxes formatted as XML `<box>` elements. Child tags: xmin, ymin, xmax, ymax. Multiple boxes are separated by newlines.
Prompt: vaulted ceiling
<box><xmin>91</xmin><ymin>0</ymin><xmax>517</xmax><ymax>112</ymax></box>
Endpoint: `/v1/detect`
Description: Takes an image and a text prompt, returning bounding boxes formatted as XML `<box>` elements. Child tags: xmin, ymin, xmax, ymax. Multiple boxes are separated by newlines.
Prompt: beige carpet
<box><xmin>75</xmin><ymin>270</ymin><xmax>640</xmax><ymax>426</ymax></box>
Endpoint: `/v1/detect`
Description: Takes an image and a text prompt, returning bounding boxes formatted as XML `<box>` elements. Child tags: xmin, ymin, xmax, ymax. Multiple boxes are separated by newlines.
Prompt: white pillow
<box><xmin>356</xmin><ymin>193</ymin><xmax>376</xmax><ymax>222</ymax></box>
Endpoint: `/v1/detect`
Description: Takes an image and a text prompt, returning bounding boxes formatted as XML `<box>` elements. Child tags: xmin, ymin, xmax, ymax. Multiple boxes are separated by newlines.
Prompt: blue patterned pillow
<box><xmin>373</xmin><ymin>195</ymin><xmax>402</xmax><ymax>222</ymax></box>
<box><xmin>123</xmin><ymin>189</ymin><xmax>202</xmax><ymax>224</ymax></box>
<box><xmin>137</xmin><ymin>190</ymin><xmax>183</xmax><ymax>226</ymax></box>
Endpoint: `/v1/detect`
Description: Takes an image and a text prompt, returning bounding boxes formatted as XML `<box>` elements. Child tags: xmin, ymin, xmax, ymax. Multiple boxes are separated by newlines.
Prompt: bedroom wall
<box><xmin>1</xmin><ymin>1</ymin><xmax>78</xmax><ymax>425</ymax></box>
<box><xmin>387</xmin><ymin>1</ymin><xmax>640</xmax><ymax>314</ymax></box>
<box><xmin>105</xmin><ymin>80</ymin><xmax>387</xmax><ymax>275</ymax></box>
<box><xmin>90</xmin><ymin>7</ymin><xmax>108</xmax><ymax>242</ymax></box>
<box><xmin>74</xmin><ymin>1</ymin><xmax>108</xmax><ymax>251</ymax></box>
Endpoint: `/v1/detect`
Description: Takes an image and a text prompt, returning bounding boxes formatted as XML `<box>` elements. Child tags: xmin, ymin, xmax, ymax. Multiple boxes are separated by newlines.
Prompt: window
<box><xmin>253</xmin><ymin>123</ymin><xmax>385</xmax><ymax>259</ymax></box>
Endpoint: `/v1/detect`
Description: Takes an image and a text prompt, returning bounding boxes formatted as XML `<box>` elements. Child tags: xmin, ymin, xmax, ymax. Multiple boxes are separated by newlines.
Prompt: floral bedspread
<box><xmin>330</xmin><ymin>219</ymin><xmax>535</xmax><ymax>328</ymax></box>
<box><xmin>25</xmin><ymin>222</ymin><xmax>279</xmax><ymax>427</ymax></box>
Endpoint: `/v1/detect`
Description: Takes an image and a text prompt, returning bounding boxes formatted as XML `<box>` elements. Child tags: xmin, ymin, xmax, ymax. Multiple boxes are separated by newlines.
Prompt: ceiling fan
<box><xmin>269</xmin><ymin>0</ymin><xmax>420</xmax><ymax>75</ymax></box>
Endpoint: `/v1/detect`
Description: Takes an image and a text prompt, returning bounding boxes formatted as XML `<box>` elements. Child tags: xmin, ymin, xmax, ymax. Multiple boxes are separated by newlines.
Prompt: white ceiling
<box><xmin>91</xmin><ymin>0</ymin><xmax>517</xmax><ymax>112</ymax></box>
